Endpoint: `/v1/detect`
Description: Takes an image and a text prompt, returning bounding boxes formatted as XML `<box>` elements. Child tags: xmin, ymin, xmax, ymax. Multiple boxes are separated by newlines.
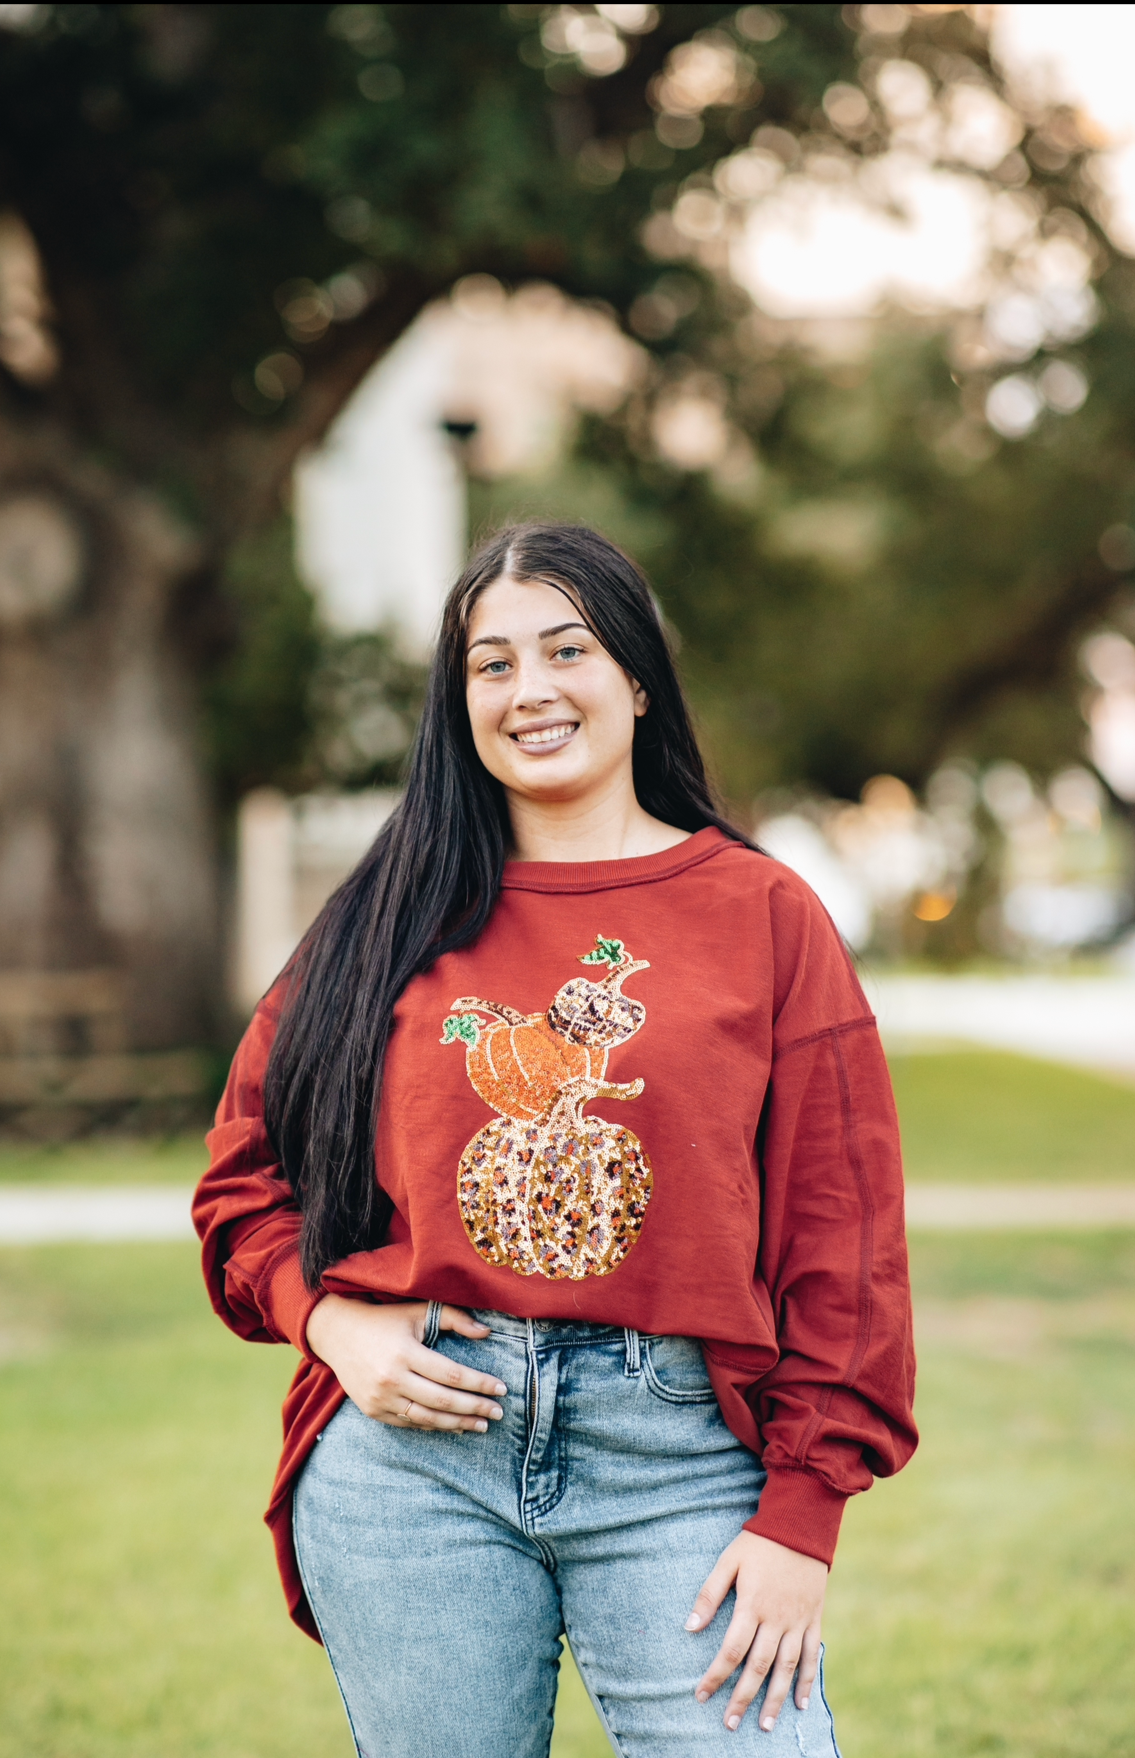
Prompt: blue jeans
<box><xmin>293</xmin><ymin>1308</ymin><xmax>841</xmax><ymax>1758</ymax></box>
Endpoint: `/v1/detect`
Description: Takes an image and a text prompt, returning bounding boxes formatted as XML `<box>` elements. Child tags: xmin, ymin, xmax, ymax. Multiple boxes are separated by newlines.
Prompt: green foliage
<box><xmin>0</xmin><ymin>2</ymin><xmax>857</xmax><ymax>816</ymax></box>
<box><xmin>308</xmin><ymin>628</ymin><xmax>426</xmax><ymax>788</ymax></box>
<box><xmin>0</xmin><ymin>4</ymin><xmax>852</xmax><ymax>451</ymax></box>
<box><xmin>6</xmin><ymin>2</ymin><xmax>1135</xmax><ymax>815</ymax></box>
<box><xmin>196</xmin><ymin>516</ymin><xmax>426</xmax><ymax>802</ymax></box>
<box><xmin>475</xmin><ymin>304</ymin><xmax>1132</xmax><ymax>809</ymax></box>
<box><xmin>198</xmin><ymin>519</ymin><xmax>322</xmax><ymax>804</ymax></box>
<box><xmin>474</xmin><ymin>6</ymin><xmax>1135</xmax><ymax>810</ymax></box>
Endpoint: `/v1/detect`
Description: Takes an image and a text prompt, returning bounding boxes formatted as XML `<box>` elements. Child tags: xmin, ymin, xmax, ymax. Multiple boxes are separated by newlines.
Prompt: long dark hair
<box><xmin>264</xmin><ymin>522</ymin><xmax>749</xmax><ymax>1288</ymax></box>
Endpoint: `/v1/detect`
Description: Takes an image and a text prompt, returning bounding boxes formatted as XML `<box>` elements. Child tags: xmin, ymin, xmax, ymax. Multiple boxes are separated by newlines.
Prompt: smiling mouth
<box><xmin>510</xmin><ymin>721</ymin><xmax>579</xmax><ymax>751</ymax></box>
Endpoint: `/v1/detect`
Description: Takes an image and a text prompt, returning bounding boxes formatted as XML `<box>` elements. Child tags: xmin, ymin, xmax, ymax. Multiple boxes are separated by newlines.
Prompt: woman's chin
<box><xmin>505</xmin><ymin>760</ymin><xmax>596</xmax><ymax>804</ymax></box>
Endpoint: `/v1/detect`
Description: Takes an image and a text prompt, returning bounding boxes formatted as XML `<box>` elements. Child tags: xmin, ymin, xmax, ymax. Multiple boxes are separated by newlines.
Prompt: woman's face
<box><xmin>464</xmin><ymin>574</ymin><xmax>647</xmax><ymax>808</ymax></box>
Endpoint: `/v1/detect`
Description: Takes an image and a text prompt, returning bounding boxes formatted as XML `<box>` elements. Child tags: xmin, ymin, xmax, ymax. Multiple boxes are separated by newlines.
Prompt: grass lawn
<box><xmin>4</xmin><ymin>1048</ymin><xmax>1134</xmax><ymax>1190</ymax></box>
<box><xmin>2</xmin><ymin>1049</ymin><xmax>1134</xmax><ymax>1754</ymax></box>
<box><xmin>1</xmin><ymin>1237</ymin><xmax>1133</xmax><ymax>1758</ymax></box>
<box><xmin>889</xmin><ymin>1051</ymin><xmax>1135</xmax><ymax>1182</ymax></box>
<box><xmin>0</xmin><ymin>1133</ymin><xmax>209</xmax><ymax>1185</ymax></box>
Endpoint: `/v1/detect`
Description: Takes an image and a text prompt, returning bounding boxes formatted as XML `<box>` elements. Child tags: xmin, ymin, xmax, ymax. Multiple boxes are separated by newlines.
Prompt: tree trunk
<box><xmin>0</xmin><ymin>416</ymin><xmax>217</xmax><ymax>1070</ymax></box>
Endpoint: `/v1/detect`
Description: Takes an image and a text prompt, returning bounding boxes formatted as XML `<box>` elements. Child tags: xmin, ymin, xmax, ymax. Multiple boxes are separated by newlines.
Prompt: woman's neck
<box><xmin>505</xmin><ymin>781</ymin><xmax>691</xmax><ymax>864</ymax></box>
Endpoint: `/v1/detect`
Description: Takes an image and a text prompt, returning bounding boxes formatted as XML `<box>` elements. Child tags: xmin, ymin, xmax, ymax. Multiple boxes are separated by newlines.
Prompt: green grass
<box><xmin>0</xmin><ymin>1134</ymin><xmax>208</xmax><ymax>1185</ymax></box>
<box><xmin>4</xmin><ymin>1046</ymin><xmax>1135</xmax><ymax>1191</ymax></box>
<box><xmin>889</xmin><ymin>1050</ymin><xmax>1135</xmax><ymax>1182</ymax></box>
<box><xmin>1</xmin><ymin>1048</ymin><xmax>1134</xmax><ymax>1752</ymax></box>
<box><xmin>0</xmin><ymin>1246</ymin><xmax>347</xmax><ymax>1758</ymax></box>
<box><xmin>2</xmin><ymin>1240</ymin><xmax>1134</xmax><ymax>1757</ymax></box>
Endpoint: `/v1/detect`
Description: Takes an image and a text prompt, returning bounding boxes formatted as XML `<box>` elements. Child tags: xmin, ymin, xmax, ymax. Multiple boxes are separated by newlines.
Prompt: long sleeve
<box><xmin>193</xmin><ymin>999</ymin><xmax>323</xmax><ymax>1356</ymax></box>
<box><xmin>735</xmin><ymin>875</ymin><xmax>917</xmax><ymax>1564</ymax></box>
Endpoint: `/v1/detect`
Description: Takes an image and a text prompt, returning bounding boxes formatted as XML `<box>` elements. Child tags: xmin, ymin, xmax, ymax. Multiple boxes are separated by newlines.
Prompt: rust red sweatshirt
<box><xmin>195</xmin><ymin>828</ymin><xmax>917</xmax><ymax>1640</ymax></box>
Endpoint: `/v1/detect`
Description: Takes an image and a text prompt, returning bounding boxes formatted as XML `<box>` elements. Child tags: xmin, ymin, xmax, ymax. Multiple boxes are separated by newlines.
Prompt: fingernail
<box><xmin>726</xmin><ymin>1715</ymin><xmax>741</xmax><ymax>1731</ymax></box>
<box><xmin>761</xmin><ymin>1718</ymin><xmax>774</xmax><ymax>1731</ymax></box>
<box><xmin>488</xmin><ymin>1405</ymin><xmax>503</xmax><ymax>1419</ymax></box>
<box><xmin>685</xmin><ymin>1614</ymin><xmax>701</xmax><ymax>1630</ymax></box>
<box><xmin>800</xmin><ymin>1697</ymin><xmax>810</xmax><ymax>1710</ymax></box>
<box><xmin>494</xmin><ymin>1382</ymin><xmax>508</xmax><ymax>1395</ymax></box>
<box><xmin>695</xmin><ymin>1691</ymin><xmax>709</xmax><ymax>1704</ymax></box>
<box><xmin>474</xmin><ymin>1419</ymin><xmax>487</xmax><ymax>1432</ymax></box>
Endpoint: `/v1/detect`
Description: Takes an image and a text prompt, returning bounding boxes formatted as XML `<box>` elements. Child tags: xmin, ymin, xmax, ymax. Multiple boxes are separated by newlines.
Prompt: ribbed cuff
<box><xmin>258</xmin><ymin>1243</ymin><xmax>325</xmax><ymax>1359</ymax></box>
<box><xmin>743</xmin><ymin>1467</ymin><xmax>848</xmax><ymax>1566</ymax></box>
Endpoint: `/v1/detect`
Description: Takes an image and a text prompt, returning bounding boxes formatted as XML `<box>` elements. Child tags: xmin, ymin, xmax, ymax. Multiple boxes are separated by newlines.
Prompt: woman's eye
<box><xmin>555</xmin><ymin>645</ymin><xmax>584</xmax><ymax>661</ymax></box>
<box><xmin>481</xmin><ymin>659</ymin><xmax>510</xmax><ymax>675</ymax></box>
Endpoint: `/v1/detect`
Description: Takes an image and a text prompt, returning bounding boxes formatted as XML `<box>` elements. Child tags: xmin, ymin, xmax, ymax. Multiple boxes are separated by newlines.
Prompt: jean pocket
<box><xmin>641</xmin><ymin>1335</ymin><xmax>719</xmax><ymax>1403</ymax></box>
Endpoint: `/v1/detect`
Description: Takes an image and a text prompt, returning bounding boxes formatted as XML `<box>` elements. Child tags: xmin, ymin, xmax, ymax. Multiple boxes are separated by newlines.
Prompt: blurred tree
<box><xmin>0</xmin><ymin>1</ymin><xmax>853</xmax><ymax>1044</ymax></box>
<box><xmin>7</xmin><ymin>0</ymin><xmax>1133</xmax><ymax>1046</ymax></box>
<box><xmin>477</xmin><ymin>5</ymin><xmax>1135</xmax><ymax>823</ymax></box>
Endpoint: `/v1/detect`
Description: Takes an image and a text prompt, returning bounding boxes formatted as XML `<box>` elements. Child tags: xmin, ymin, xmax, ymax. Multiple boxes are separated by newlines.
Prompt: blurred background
<box><xmin>1</xmin><ymin>4</ymin><xmax>1133</xmax><ymax>1754</ymax></box>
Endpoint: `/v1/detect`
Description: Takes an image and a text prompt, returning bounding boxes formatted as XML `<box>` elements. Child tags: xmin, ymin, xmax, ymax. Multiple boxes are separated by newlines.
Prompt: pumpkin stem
<box><xmin>549</xmin><ymin>1075</ymin><xmax>644</xmax><ymax>1123</ymax></box>
<box><xmin>604</xmin><ymin>957</ymin><xmax>650</xmax><ymax>992</ymax></box>
<box><xmin>450</xmin><ymin>996</ymin><xmax>527</xmax><ymax>1025</ymax></box>
<box><xmin>594</xmin><ymin>1078</ymin><xmax>645</xmax><ymax>1100</ymax></box>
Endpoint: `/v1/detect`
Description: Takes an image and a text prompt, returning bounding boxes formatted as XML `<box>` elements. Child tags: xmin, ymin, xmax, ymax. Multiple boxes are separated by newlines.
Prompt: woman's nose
<box><xmin>512</xmin><ymin>658</ymin><xmax>558</xmax><ymax>709</ymax></box>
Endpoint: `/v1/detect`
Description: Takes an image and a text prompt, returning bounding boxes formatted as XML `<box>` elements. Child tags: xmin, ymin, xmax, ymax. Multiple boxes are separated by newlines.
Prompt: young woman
<box><xmin>195</xmin><ymin>523</ymin><xmax>916</xmax><ymax>1758</ymax></box>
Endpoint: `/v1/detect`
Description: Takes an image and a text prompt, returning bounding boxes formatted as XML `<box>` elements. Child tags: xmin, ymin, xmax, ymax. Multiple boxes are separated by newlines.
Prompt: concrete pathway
<box><xmin>903</xmin><ymin>1183</ymin><xmax>1135</xmax><ymax>1229</ymax></box>
<box><xmin>866</xmin><ymin>972</ymin><xmax>1135</xmax><ymax>1078</ymax></box>
<box><xmin>0</xmin><ymin>1186</ymin><xmax>196</xmax><ymax>1243</ymax></box>
<box><xmin>3</xmin><ymin>1183</ymin><xmax>1135</xmax><ymax>1243</ymax></box>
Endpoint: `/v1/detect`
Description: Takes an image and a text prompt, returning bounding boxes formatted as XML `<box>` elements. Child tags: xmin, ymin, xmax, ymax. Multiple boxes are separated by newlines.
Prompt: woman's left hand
<box><xmin>685</xmin><ymin>1531</ymin><xmax>827</xmax><ymax>1733</ymax></box>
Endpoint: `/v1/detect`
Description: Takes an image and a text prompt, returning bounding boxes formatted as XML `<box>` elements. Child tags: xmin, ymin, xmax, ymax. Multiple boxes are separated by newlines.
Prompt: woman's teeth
<box><xmin>513</xmin><ymin>724</ymin><xmax>576</xmax><ymax>746</ymax></box>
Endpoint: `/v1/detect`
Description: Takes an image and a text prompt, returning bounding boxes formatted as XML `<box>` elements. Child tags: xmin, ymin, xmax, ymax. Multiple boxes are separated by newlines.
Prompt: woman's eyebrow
<box><xmin>539</xmin><ymin>621</ymin><xmax>590</xmax><ymax>639</ymax></box>
<box><xmin>467</xmin><ymin>621</ymin><xmax>590</xmax><ymax>652</ymax></box>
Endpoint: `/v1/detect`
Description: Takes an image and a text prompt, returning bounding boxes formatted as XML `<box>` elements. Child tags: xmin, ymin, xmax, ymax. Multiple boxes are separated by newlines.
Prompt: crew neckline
<box><xmin>501</xmin><ymin>825</ymin><xmax>736</xmax><ymax>893</ymax></box>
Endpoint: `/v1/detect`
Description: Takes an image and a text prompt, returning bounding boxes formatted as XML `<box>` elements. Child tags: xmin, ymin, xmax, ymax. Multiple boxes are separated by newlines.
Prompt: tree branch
<box><xmin>219</xmin><ymin>268</ymin><xmax>443</xmax><ymax>537</ymax></box>
<box><xmin>931</xmin><ymin>557</ymin><xmax>1122</xmax><ymax>751</ymax></box>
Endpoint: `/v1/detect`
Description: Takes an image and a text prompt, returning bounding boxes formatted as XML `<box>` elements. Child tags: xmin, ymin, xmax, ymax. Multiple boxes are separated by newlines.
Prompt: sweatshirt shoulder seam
<box><xmin>773</xmin><ymin>1014</ymin><xmax>876</xmax><ymax>1060</ymax></box>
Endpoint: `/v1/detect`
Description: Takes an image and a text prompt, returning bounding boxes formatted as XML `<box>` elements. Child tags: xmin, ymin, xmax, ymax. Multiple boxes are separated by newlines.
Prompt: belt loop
<box><xmin>624</xmin><ymin>1327</ymin><xmax>641</xmax><ymax>1376</ymax></box>
<box><xmin>423</xmin><ymin>1299</ymin><xmax>443</xmax><ymax>1349</ymax></box>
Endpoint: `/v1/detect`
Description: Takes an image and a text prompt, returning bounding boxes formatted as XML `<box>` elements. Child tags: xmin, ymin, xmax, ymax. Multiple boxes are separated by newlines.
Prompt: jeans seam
<box><xmin>521</xmin><ymin>1335</ymin><xmax>569</xmax><ymax>1526</ymax></box>
<box><xmin>563</xmin><ymin>1629</ymin><xmax>629</xmax><ymax>1758</ymax></box>
<box><xmin>816</xmin><ymin>1646</ymin><xmax>843</xmax><ymax>1758</ymax></box>
<box><xmin>291</xmin><ymin>1486</ymin><xmax>368</xmax><ymax>1758</ymax></box>
<box><xmin>519</xmin><ymin>1328</ymin><xmax>542</xmax><ymax>1538</ymax></box>
<box><xmin>640</xmin><ymin>1345</ymin><xmax>719</xmax><ymax>1404</ymax></box>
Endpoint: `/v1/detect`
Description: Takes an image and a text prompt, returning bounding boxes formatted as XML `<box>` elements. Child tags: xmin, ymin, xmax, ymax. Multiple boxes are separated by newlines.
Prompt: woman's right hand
<box><xmin>305</xmin><ymin>1295</ymin><xmax>508</xmax><ymax>1433</ymax></box>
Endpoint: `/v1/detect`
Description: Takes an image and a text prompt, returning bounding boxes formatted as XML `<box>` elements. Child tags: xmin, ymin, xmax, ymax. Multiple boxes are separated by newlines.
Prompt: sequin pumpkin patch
<box><xmin>440</xmin><ymin>936</ymin><xmax>653</xmax><ymax>1280</ymax></box>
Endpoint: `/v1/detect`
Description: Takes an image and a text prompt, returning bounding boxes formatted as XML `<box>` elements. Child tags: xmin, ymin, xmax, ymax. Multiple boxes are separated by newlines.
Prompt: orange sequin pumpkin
<box><xmin>461</xmin><ymin>1016</ymin><xmax>603</xmax><ymax>1122</ymax></box>
<box><xmin>441</xmin><ymin>935</ymin><xmax>652</xmax><ymax>1280</ymax></box>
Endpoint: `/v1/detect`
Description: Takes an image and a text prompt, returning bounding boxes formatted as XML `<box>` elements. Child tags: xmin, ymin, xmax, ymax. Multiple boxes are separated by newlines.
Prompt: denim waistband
<box><xmin>470</xmin><ymin>1308</ymin><xmax>627</xmax><ymax>1344</ymax></box>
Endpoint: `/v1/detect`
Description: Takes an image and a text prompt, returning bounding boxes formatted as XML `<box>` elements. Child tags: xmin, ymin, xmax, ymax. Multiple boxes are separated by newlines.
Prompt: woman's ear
<box><xmin>631</xmin><ymin>679</ymin><xmax>650</xmax><ymax>718</ymax></box>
